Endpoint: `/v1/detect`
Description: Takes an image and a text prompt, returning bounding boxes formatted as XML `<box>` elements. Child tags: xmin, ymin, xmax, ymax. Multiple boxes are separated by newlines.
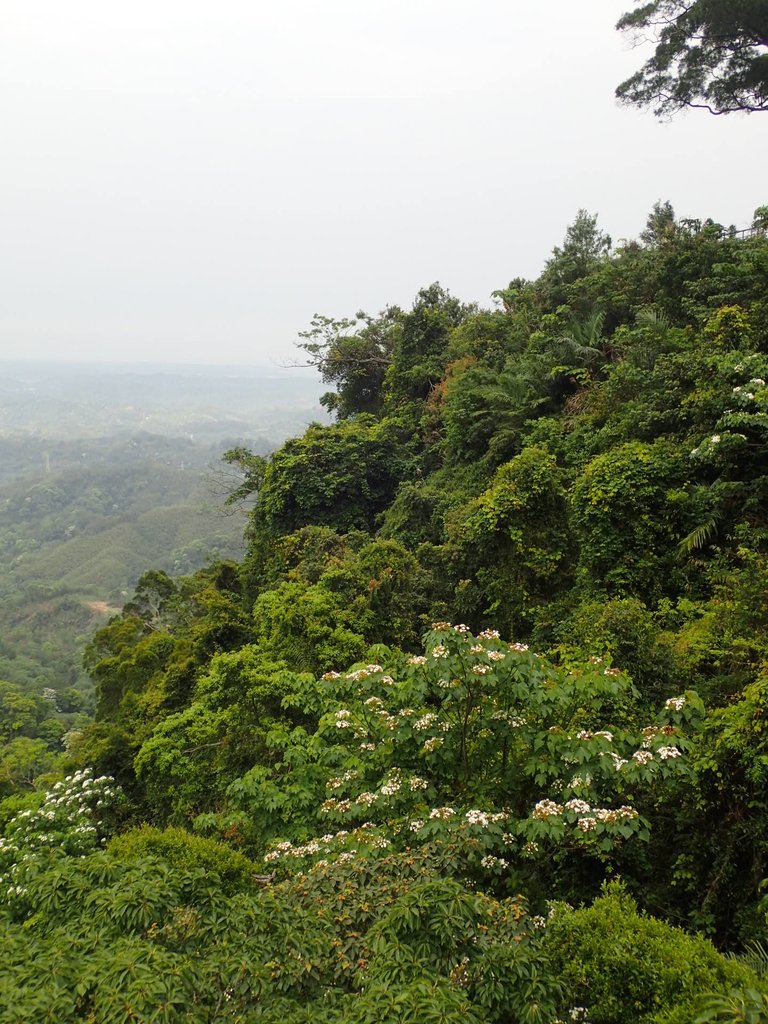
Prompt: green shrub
<box><xmin>107</xmin><ymin>824</ymin><xmax>257</xmax><ymax>894</ymax></box>
<box><xmin>544</xmin><ymin>882</ymin><xmax>762</xmax><ymax>1024</ymax></box>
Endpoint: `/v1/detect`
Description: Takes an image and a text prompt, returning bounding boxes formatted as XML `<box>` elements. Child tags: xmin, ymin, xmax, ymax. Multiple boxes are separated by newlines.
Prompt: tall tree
<box><xmin>617</xmin><ymin>1</ymin><xmax>768</xmax><ymax>116</ymax></box>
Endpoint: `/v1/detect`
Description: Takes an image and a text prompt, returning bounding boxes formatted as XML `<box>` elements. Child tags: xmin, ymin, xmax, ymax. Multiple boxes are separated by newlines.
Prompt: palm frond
<box><xmin>678</xmin><ymin>519</ymin><xmax>719</xmax><ymax>554</ymax></box>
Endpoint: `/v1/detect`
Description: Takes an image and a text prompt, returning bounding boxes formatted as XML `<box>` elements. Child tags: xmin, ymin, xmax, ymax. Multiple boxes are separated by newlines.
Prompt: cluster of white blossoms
<box><xmin>576</xmin><ymin>807</ymin><xmax>638</xmax><ymax>832</ymax></box>
<box><xmin>346</xmin><ymin>664</ymin><xmax>384</xmax><ymax>682</ymax></box>
<box><xmin>551</xmin><ymin>1011</ymin><xmax>591</xmax><ymax>1024</ymax></box>
<box><xmin>491</xmin><ymin>710</ymin><xmax>527</xmax><ymax>727</ymax></box>
<box><xmin>431</xmin><ymin>644</ymin><xmax>448</xmax><ymax>658</ymax></box>
<box><xmin>732</xmin><ymin>383</ymin><xmax>762</xmax><ymax>402</ymax></box>
<box><xmin>379</xmin><ymin>774</ymin><xmax>402</xmax><ymax>797</ymax></box>
<box><xmin>533</xmin><ymin>797</ymin><xmax>638</xmax><ymax>833</ymax></box>
<box><xmin>533</xmin><ymin>800</ymin><xmax>563</xmax><ymax>820</ymax></box>
<box><xmin>334</xmin><ymin>709</ymin><xmax>352</xmax><ymax>729</ymax></box>
<box><xmin>429</xmin><ymin>806</ymin><xmax>456</xmax><ymax>820</ymax></box>
<box><xmin>408</xmin><ymin>655</ymin><xmax>427</xmax><ymax>666</ymax></box>
<box><xmin>664</xmin><ymin>696</ymin><xmax>686</xmax><ymax>711</ymax></box>
<box><xmin>472</xmin><ymin>664</ymin><xmax>492</xmax><ymax>675</ymax></box>
<box><xmin>465</xmin><ymin>809</ymin><xmax>510</xmax><ymax>827</ymax></box>
<box><xmin>264</xmin><ymin>823</ymin><xmax>390</xmax><ymax>863</ymax></box>
<box><xmin>657</xmin><ymin>746</ymin><xmax>682</xmax><ymax>760</ymax></box>
<box><xmin>422</xmin><ymin>736</ymin><xmax>444</xmax><ymax>753</ymax></box>
<box><xmin>564</xmin><ymin>799</ymin><xmax>591</xmax><ymax>814</ymax></box>
<box><xmin>327</xmin><ymin>769</ymin><xmax>358</xmax><ymax>791</ymax></box>
<box><xmin>0</xmin><ymin>770</ymin><xmax>119</xmax><ymax>879</ymax></box>
<box><xmin>480</xmin><ymin>854</ymin><xmax>508</xmax><ymax>870</ymax></box>
<box><xmin>322</xmin><ymin>766</ymin><xmax>429</xmax><ymax>816</ymax></box>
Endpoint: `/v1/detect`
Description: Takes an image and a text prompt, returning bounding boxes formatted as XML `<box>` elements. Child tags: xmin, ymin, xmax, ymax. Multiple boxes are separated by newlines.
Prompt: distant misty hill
<box><xmin>0</xmin><ymin>361</ymin><xmax>327</xmax><ymax>443</ymax></box>
<box><xmin>0</xmin><ymin>361</ymin><xmax>326</xmax><ymax>696</ymax></box>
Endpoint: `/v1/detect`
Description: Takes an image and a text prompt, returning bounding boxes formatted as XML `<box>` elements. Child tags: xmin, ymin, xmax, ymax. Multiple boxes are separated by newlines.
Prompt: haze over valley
<box><xmin>0</xmin><ymin>361</ymin><xmax>325</xmax><ymax>697</ymax></box>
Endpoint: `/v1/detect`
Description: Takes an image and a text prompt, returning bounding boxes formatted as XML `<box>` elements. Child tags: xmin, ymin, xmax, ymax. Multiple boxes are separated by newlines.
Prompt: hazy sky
<box><xmin>2</xmin><ymin>1</ymin><xmax>766</xmax><ymax>366</ymax></box>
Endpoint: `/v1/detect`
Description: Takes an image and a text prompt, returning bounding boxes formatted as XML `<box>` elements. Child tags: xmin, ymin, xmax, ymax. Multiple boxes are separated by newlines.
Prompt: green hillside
<box><xmin>4</xmin><ymin>205</ymin><xmax>768</xmax><ymax>1022</ymax></box>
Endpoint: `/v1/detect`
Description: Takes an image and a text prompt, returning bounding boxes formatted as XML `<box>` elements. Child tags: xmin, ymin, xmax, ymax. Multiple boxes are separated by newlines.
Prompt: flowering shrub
<box><xmin>220</xmin><ymin>625</ymin><xmax>702</xmax><ymax>880</ymax></box>
<box><xmin>0</xmin><ymin>769</ymin><xmax>122</xmax><ymax>916</ymax></box>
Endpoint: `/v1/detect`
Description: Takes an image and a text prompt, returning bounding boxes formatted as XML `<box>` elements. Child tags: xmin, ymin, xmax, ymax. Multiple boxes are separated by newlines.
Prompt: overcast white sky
<box><xmin>2</xmin><ymin>1</ymin><xmax>766</xmax><ymax>366</ymax></box>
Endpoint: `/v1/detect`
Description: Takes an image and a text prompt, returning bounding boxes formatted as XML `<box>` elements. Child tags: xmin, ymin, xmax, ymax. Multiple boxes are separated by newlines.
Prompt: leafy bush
<box><xmin>544</xmin><ymin>882</ymin><xmax>763</xmax><ymax>1024</ymax></box>
<box><xmin>107</xmin><ymin>824</ymin><xmax>258</xmax><ymax>894</ymax></box>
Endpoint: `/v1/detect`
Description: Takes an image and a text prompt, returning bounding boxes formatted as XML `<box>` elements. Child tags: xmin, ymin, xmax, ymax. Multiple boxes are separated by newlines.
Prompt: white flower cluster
<box><xmin>465</xmin><ymin>809</ymin><xmax>510</xmax><ymax>827</ymax></box>
<box><xmin>429</xmin><ymin>806</ymin><xmax>455</xmax><ymax>820</ymax></box>
<box><xmin>606</xmin><ymin>752</ymin><xmax>628</xmax><ymax>770</ymax></box>
<box><xmin>327</xmin><ymin>769</ymin><xmax>358</xmax><ymax>791</ymax></box>
<box><xmin>409</xmin><ymin>776</ymin><xmax>428</xmax><ymax>791</ymax></box>
<box><xmin>576</xmin><ymin>806</ymin><xmax>638</xmax><ymax>832</ymax></box>
<box><xmin>664</xmin><ymin>696</ymin><xmax>686</xmax><ymax>711</ymax></box>
<box><xmin>568</xmin><ymin>774</ymin><xmax>592</xmax><ymax>789</ymax></box>
<box><xmin>346</xmin><ymin>664</ymin><xmax>384</xmax><ymax>681</ymax></box>
<box><xmin>431</xmin><ymin>645</ymin><xmax>448</xmax><ymax>658</ymax></box>
<box><xmin>380</xmin><ymin>770</ymin><xmax>404</xmax><ymax>796</ymax></box>
<box><xmin>564</xmin><ymin>799</ymin><xmax>591</xmax><ymax>814</ymax></box>
<box><xmin>632</xmin><ymin>750</ymin><xmax>653</xmax><ymax>765</ymax></box>
<box><xmin>0</xmin><ymin>770</ymin><xmax>118</xmax><ymax>871</ymax></box>
<box><xmin>406</xmin><ymin>709</ymin><xmax>432</xmax><ymax>728</ymax></box>
<box><xmin>657</xmin><ymin>746</ymin><xmax>682</xmax><ymax>760</ymax></box>
<box><xmin>264</xmin><ymin>823</ymin><xmax>389</xmax><ymax>863</ymax></box>
<box><xmin>480</xmin><ymin>854</ymin><xmax>508</xmax><ymax>870</ymax></box>
<box><xmin>533</xmin><ymin>799</ymin><xmax>563</xmax><ymax>820</ymax></box>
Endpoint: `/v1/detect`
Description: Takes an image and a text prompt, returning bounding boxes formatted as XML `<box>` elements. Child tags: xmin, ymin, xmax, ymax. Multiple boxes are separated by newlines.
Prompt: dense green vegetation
<box><xmin>0</xmin><ymin>433</ymin><xmax>246</xmax><ymax>698</ymax></box>
<box><xmin>3</xmin><ymin>205</ymin><xmax>768</xmax><ymax>1021</ymax></box>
